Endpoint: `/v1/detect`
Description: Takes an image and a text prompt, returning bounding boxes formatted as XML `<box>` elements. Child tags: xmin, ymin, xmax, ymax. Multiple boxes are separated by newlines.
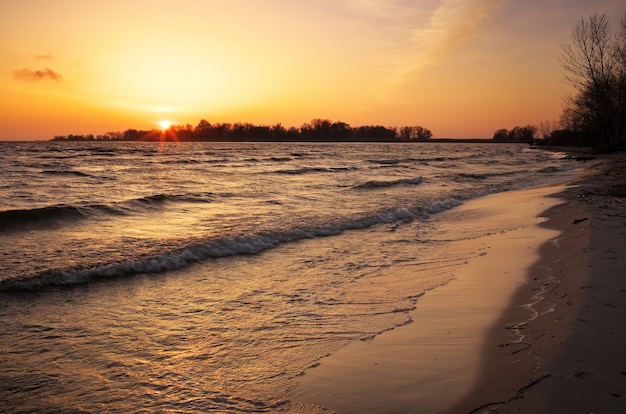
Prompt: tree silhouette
<box><xmin>560</xmin><ymin>12</ymin><xmax>626</xmax><ymax>149</ymax></box>
<box><xmin>51</xmin><ymin>118</ymin><xmax>431</xmax><ymax>143</ymax></box>
<box><xmin>492</xmin><ymin>125</ymin><xmax>536</xmax><ymax>143</ymax></box>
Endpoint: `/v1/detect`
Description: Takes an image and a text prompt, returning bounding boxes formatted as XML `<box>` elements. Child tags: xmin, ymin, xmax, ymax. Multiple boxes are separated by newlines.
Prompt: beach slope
<box><xmin>291</xmin><ymin>155</ymin><xmax>626</xmax><ymax>413</ymax></box>
<box><xmin>468</xmin><ymin>155</ymin><xmax>626</xmax><ymax>414</ymax></box>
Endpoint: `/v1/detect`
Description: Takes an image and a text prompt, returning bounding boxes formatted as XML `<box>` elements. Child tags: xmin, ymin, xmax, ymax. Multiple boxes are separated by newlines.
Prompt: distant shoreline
<box><xmin>2</xmin><ymin>138</ymin><xmax>522</xmax><ymax>144</ymax></box>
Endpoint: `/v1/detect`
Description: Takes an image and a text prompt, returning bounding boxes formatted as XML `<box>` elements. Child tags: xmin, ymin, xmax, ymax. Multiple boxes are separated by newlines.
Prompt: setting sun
<box><xmin>158</xmin><ymin>120</ymin><xmax>171</xmax><ymax>131</ymax></box>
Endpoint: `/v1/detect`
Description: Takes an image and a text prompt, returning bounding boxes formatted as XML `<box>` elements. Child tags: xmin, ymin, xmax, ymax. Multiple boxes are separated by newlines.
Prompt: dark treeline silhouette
<box><xmin>493</xmin><ymin>125</ymin><xmax>538</xmax><ymax>144</ymax></box>
<box><xmin>557</xmin><ymin>12</ymin><xmax>626</xmax><ymax>149</ymax></box>
<box><xmin>493</xmin><ymin>12</ymin><xmax>626</xmax><ymax>149</ymax></box>
<box><xmin>51</xmin><ymin>119</ymin><xmax>433</xmax><ymax>143</ymax></box>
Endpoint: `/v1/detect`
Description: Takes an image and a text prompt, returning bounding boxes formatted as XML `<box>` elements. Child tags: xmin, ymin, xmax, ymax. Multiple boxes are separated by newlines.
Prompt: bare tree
<box><xmin>560</xmin><ymin>12</ymin><xmax>626</xmax><ymax>148</ymax></box>
<box><xmin>538</xmin><ymin>119</ymin><xmax>560</xmax><ymax>140</ymax></box>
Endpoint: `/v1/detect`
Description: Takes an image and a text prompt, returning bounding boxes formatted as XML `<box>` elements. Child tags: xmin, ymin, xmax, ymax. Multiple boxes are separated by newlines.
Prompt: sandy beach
<box><xmin>290</xmin><ymin>153</ymin><xmax>626</xmax><ymax>413</ymax></box>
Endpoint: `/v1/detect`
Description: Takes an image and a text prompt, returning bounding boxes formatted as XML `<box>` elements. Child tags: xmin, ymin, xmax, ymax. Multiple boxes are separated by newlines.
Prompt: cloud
<box><xmin>35</xmin><ymin>54</ymin><xmax>54</xmax><ymax>61</ymax></box>
<box><xmin>402</xmin><ymin>0</ymin><xmax>503</xmax><ymax>77</ymax></box>
<box><xmin>12</xmin><ymin>68</ymin><xmax>63</xmax><ymax>82</ymax></box>
<box><xmin>346</xmin><ymin>0</ymin><xmax>428</xmax><ymax>21</ymax></box>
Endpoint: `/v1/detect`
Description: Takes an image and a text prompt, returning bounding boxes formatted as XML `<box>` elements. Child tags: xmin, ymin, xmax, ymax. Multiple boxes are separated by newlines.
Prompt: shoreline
<box><xmin>289</xmin><ymin>154</ymin><xmax>626</xmax><ymax>413</ymax></box>
<box><xmin>289</xmin><ymin>182</ymin><xmax>570</xmax><ymax>412</ymax></box>
<box><xmin>449</xmin><ymin>180</ymin><xmax>594</xmax><ymax>413</ymax></box>
<box><xmin>462</xmin><ymin>154</ymin><xmax>626</xmax><ymax>413</ymax></box>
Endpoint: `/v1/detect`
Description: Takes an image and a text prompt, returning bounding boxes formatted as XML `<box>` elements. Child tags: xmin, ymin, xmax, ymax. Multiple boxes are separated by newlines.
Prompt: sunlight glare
<box><xmin>159</xmin><ymin>120</ymin><xmax>172</xmax><ymax>131</ymax></box>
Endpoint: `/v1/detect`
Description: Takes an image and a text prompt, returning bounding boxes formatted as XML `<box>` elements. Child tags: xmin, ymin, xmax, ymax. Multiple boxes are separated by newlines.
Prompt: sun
<box><xmin>158</xmin><ymin>120</ymin><xmax>172</xmax><ymax>131</ymax></box>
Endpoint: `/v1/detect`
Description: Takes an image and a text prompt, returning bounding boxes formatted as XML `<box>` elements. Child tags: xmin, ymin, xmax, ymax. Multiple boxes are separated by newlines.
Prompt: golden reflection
<box><xmin>160</xmin><ymin>127</ymin><xmax>179</xmax><ymax>143</ymax></box>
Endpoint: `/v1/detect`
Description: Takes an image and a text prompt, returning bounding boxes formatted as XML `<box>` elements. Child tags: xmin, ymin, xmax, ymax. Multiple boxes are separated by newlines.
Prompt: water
<box><xmin>0</xmin><ymin>141</ymin><xmax>578</xmax><ymax>412</ymax></box>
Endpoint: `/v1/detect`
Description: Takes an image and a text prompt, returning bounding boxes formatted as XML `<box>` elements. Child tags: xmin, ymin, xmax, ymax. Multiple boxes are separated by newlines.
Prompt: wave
<box><xmin>41</xmin><ymin>170</ymin><xmax>95</xmax><ymax>178</ymax></box>
<box><xmin>368</xmin><ymin>159</ymin><xmax>400</xmax><ymax>165</ymax></box>
<box><xmin>268</xmin><ymin>157</ymin><xmax>292</xmax><ymax>162</ymax></box>
<box><xmin>456</xmin><ymin>173</ymin><xmax>489</xmax><ymax>180</ymax></box>
<box><xmin>0</xmin><ymin>193</ymin><xmax>214</xmax><ymax>232</ymax></box>
<box><xmin>276</xmin><ymin>167</ymin><xmax>329</xmax><ymax>175</ymax></box>
<box><xmin>160</xmin><ymin>159</ymin><xmax>202</xmax><ymax>165</ymax></box>
<box><xmin>538</xmin><ymin>166</ymin><xmax>562</xmax><ymax>173</ymax></box>
<box><xmin>132</xmin><ymin>193</ymin><xmax>214</xmax><ymax>205</ymax></box>
<box><xmin>0</xmin><ymin>205</ymin><xmax>89</xmax><ymax>231</ymax></box>
<box><xmin>276</xmin><ymin>167</ymin><xmax>354</xmax><ymax>175</ymax></box>
<box><xmin>406</xmin><ymin>155</ymin><xmax>466</xmax><ymax>163</ymax></box>
<box><xmin>0</xmin><ymin>198</ymin><xmax>465</xmax><ymax>292</ymax></box>
<box><xmin>354</xmin><ymin>177</ymin><xmax>423</xmax><ymax>189</ymax></box>
<box><xmin>454</xmin><ymin>171</ymin><xmax>519</xmax><ymax>181</ymax></box>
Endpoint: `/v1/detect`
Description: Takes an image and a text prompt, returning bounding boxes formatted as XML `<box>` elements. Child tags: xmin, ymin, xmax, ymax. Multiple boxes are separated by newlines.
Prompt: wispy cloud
<box><xmin>34</xmin><ymin>53</ymin><xmax>54</xmax><ymax>61</ymax></box>
<box><xmin>400</xmin><ymin>0</ymin><xmax>503</xmax><ymax>78</ymax></box>
<box><xmin>12</xmin><ymin>67</ymin><xmax>63</xmax><ymax>82</ymax></box>
<box><xmin>346</xmin><ymin>0</ymin><xmax>429</xmax><ymax>21</ymax></box>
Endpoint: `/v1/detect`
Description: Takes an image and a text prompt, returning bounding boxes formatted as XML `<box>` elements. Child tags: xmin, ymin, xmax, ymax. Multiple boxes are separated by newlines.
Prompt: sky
<box><xmin>1</xmin><ymin>0</ymin><xmax>624</xmax><ymax>140</ymax></box>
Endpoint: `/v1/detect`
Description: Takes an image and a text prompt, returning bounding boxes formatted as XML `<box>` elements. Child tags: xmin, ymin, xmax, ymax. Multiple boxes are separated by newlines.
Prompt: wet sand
<box><xmin>290</xmin><ymin>153</ymin><xmax>626</xmax><ymax>413</ymax></box>
<box><xmin>467</xmin><ymin>154</ymin><xmax>626</xmax><ymax>414</ymax></box>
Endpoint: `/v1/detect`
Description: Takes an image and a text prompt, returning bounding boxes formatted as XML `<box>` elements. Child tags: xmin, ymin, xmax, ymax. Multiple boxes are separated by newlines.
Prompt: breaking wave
<box><xmin>355</xmin><ymin>177</ymin><xmax>424</xmax><ymax>189</ymax></box>
<box><xmin>0</xmin><ymin>193</ymin><xmax>214</xmax><ymax>232</ymax></box>
<box><xmin>0</xmin><ymin>197</ymin><xmax>465</xmax><ymax>292</ymax></box>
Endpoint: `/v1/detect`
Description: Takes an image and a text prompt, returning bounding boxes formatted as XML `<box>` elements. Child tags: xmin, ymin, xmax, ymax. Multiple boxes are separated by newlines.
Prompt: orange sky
<box><xmin>1</xmin><ymin>0</ymin><xmax>624</xmax><ymax>140</ymax></box>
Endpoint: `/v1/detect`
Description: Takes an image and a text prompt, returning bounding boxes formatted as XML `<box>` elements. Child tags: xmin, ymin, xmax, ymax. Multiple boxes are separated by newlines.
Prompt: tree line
<box><xmin>494</xmin><ymin>12</ymin><xmax>626</xmax><ymax>149</ymax></box>
<box><xmin>51</xmin><ymin>119</ymin><xmax>433</xmax><ymax>143</ymax></box>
